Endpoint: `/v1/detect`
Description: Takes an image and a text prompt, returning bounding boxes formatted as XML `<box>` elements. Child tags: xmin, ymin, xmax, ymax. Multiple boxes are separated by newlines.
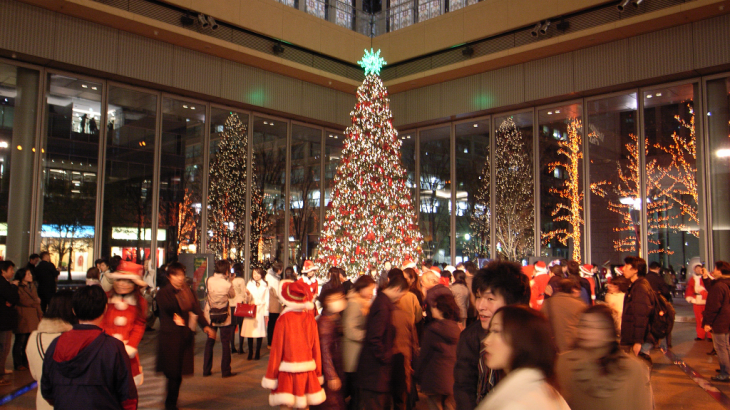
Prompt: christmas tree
<box><xmin>208</xmin><ymin>113</ymin><xmax>271</xmax><ymax>263</ymax></box>
<box><xmin>541</xmin><ymin>118</ymin><xmax>584</xmax><ymax>262</ymax></box>
<box><xmin>493</xmin><ymin>118</ymin><xmax>534</xmax><ymax>261</ymax></box>
<box><xmin>316</xmin><ymin>49</ymin><xmax>423</xmax><ymax>276</ymax></box>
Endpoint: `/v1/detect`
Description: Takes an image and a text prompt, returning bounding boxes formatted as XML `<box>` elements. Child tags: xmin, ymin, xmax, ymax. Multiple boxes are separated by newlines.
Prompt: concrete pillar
<box><xmin>6</xmin><ymin>67</ymin><xmax>40</xmax><ymax>265</ymax></box>
<box><xmin>707</xmin><ymin>78</ymin><xmax>730</xmax><ymax>262</ymax></box>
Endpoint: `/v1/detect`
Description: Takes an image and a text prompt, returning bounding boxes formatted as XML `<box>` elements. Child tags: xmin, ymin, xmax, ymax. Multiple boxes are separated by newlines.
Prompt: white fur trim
<box><xmin>261</xmin><ymin>377</ymin><xmax>278</xmax><ymax>390</ymax></box>
<box><xmin>107</xmin><ymin>272</ymin><xmax>148</xmax><ymax>287</ymax></box>
<box><xmin>318</xmin><ymin>376</ymin><xmax>324</xmax><ymax>385</ymax></box>
<box><xmin>114</xmin><ymin>316</ymin><xmax>128</xmax><ymax>327</ymax></box>
<box><xmin>279</xmin><ymin>360</ymin><xmax>316</xmax><ymax>373</ymax></box>
<box><xmin>125</xmin><ymin>344</ymin><xmax>137</xmax><ymax>358</ymax></box>
<box><xmin>269</xmin><ymin>389</ymin><xmax>326</xmax><ymax>407</ymax></box>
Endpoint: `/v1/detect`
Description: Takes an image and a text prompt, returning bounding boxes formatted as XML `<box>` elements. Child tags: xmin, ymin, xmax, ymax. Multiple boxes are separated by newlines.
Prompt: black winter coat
<box><xmin>646</xmin><ymin>271</ymin><xmax>673</xmax><ymax>302</ymax></box>
<box><xmin>620</xmin><ymin>277</ymin><xmax>655</xmax><ymax>346</ymax></box>
<box><xmin>356</xmin><ymin>292</ymin><xmax>395</xmax><ymax>393</ymax></box>
<box><xmin>0</xmin><ymin>275</ymin><xmax>19</xmax><ymax>331</ymax></box>
<box><xmin>155</xmin><ymin>284</ymin><xmax>209</xmax><ymax>378</ymax></box>
<box><xmin>415</xmin><ymin>319</ymin><xmax>460</xmax><ymax>396</ymax></box>
<box><xmin>425</xmin><ymin>284</ymin><xmax>453</xmax><ymax>323</ymax></box>
<box><xmin>454</xmin><ymin>320</ymin><xmax>488</xmax><ymax>410</ymax></box>
<box><xmin>34</xmin><ymin>260</ymin><xmax>59</xmax><ymax>301</ymax></box>
<box><xmin>703</xmin><ymin>277</ymin><xmax>730</xmax><ymax>334</ymax></box>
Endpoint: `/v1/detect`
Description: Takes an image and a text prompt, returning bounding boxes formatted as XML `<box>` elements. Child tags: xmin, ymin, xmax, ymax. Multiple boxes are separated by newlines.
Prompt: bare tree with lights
<box><xmin>317</xmin><ymin>49</ymin><xmax>423</xmax><ymax>276</ymax></box>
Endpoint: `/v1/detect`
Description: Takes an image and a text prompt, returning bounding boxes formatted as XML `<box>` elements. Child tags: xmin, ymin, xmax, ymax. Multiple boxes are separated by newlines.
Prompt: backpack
<box><xmin>649</xmin><ymin>290</ymin><xmax>675</xmax><ymax>340</ymax></box>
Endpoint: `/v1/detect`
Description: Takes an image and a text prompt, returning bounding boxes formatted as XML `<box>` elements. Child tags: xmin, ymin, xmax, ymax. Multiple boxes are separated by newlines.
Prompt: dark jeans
<box><xmin>345</xmin><ymin>372</ymin><xmax>360</xmax><ymax>410</ymax></box>
<box><xmin>230</xmin><ymin>307</ymin><xmax>244</xmax><ymax>352</ymax></box>
<box><xmin>248</xmin><ymin>337</ymin><xmax>263</xmax><ymax>359</ymax></box>
<box><xmin>360</xmin><ymin>389</ymin><xmax>391</xmax><ymax>410</ymax></box>
<box><xmin>165</xmin><ymin>377</ymin><xmax>182</xmax><ymax>410</ymax></box>
<box><xmin>203</xmin><ymin>324</ymin><xmax>234</xmax><ymax>376</ymax></box>
<box><xmin>267</xmin><ymin>313</ymin><xmax>279</xmax><ymax>346</ymax></box>
<box><xmin>12</xmin><ymin>333</ymin><xmax>30</xmax><ymax>369</ymax></box>
<box><xmin>391</xmin><ymin>353</ymin><xmax>409</xmax><ymax>410</ymax></box>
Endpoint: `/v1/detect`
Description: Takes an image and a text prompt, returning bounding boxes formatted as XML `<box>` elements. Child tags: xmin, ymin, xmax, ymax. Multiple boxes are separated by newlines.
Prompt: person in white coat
<box><xmin>477</xmin><ymin>305</ymin><xmax>569</xmax><ymax>410</ymax></box>
<box><xmin>26</xmin><ymin>290</ymin><xmax>76</xmax><ymax>410</ymax></box>
<box><xmin>242</xmin><ymin>267</ymin><xmax>269</xmax><ymax>360</ymax></box>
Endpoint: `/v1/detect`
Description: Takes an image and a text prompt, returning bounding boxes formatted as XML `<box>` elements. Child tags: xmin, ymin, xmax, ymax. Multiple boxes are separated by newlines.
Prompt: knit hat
<box><xmin>534</xmin><ymin>261</ymin><xmax>548</xmax><ymax>276</ymax></box>
<box><xmin>279</xmin><ymin>279</ymin><xmax>314</xmax><ymax>311</ymax></box>
<box><xmin>302</xmin><ymin>260</ymin><xmax>319</xmax><ymax>273</ymax></box>
<box><xmin>579</xmin><ymin>264</ymin><xmax>593</xmax><ymax>277</ymax></box>
<box><xmin>108</xmin><ymin>261</ymin><xmax>147</xmax><ymax>287</ymax></box>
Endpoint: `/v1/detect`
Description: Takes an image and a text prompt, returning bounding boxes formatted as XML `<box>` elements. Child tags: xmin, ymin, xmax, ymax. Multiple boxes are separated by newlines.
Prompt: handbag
<box><xmin>206</xmin><ymin>278</ymin><xmax>230</xmax><ymax>324</ymax></box>
<box><xmin>234</xmin><ymin>302</ymin><xmax>256</xmax><ymax>318</ymax></box>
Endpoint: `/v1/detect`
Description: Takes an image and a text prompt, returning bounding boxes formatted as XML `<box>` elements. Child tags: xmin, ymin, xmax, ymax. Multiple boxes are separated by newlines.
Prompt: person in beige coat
<box><xmin>542</xmin><ymin>277</ymin><xmax>587</xmax><ymax>352</ymax></box>
<box><xmin>557</xmin><ymin>305</ymin><xmax>653</xmax><ymax>410</ymax></box>
<box><xmin>342</xmin><ymin>275</ymin><xmax>376</xmax><ymax>410</ymax></box>
<box><xmin>13</xmin><ymin>268</ymin><xmax>42</xmax><ymax>370</ymax></box>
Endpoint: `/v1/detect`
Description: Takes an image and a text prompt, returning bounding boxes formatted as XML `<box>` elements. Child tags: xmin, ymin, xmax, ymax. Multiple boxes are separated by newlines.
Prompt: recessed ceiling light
<box><xmin>473</xmin><ymin>124</ymin><xmax>478</xmax><ymax>128</ymax></box>
<box><xmin>91</xmin><ymin>87</ymin><xmax>97</xmax><ymax>90</ymax></box>
<box><xmin>263</xmin><ymin>121</ymin><xmax>268</xmax><ymax>125</ymax></box>
<box><xmin>183</xmin><ymin>105</ymin><xmax>188</xmax><ymax>109</ymax></box>
<box><xmin>270</xmin><ymin>122</ymin><xmax>274</xmax><ymax>126</ymax></box>
<box><xmin>555</xmin><ymin>110</ymin><xmax>561</xmax><ymax>114</ymax></box>
<box><xmin>190</xmin><ymin>107</ymin><xmax>195</xmax><ymax>110</ymax></box>
<box><xmin>647</xmin><ymin>95</ymin><xmax>653</xmax><ymax>99</ymax></box>
<box><xmin>81</xmin><ymin>84</ymin><xmax>88</xmax><ymax>88</ymax></box>
<box><xmin>547</xmin><ymin>111</ymin><xmax>553</xmax><ymax>115</ymax></box>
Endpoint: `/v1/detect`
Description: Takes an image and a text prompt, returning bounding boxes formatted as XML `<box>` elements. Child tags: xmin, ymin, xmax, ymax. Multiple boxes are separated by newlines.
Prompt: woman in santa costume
<box><xmin>686</xmin><ymin>259</ymin><xmax>710</xmax><ymax>341</ymax></box>
<box><xmin>101</xmin><ymin>260</ymin><xmax>148</xmax><ymax>386</ymax></box>
<box><xmin>531</xmin><ymin>261</ymin><xmax>550</xmax><ymax>310</ymax></box>
<box><xmin>262</xmin><ymin>279</ymin><xmax>326</xmax><ymax>409</ymax></box>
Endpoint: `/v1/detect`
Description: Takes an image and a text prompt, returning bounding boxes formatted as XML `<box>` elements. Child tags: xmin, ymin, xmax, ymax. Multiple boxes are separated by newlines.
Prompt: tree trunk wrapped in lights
<box><xmin>541</xmin><ymin>118</ymin><xmax>583</xmax><ymax>262</ymax></box>
<box><xmin>208</xmin><ymin>113</ymin><xmax>270</xmax><ymax>263</ymax></box>
<box><xmin>316</xmin><ymin>49</ymin><xmax>423</xmax><ymax>276</ymax></box>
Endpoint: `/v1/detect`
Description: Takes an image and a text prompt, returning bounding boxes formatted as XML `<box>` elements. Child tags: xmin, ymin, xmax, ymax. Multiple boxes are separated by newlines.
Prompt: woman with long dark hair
<box><xmin>477</xmin><ymin>305</ymin><xmax>569</xmax><ymax>410</ymax></box>
<box><xmin>242</xmin><ymin>267</ymin><xmax>269</xmax><ymax>360</ymax></box>
<box><xmin>556</xmin><ymin>305</ymin><xmax>653</xmax><ymax>410</ymax></box>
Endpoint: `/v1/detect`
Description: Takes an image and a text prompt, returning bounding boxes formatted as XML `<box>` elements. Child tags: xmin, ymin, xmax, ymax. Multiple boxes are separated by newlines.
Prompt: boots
<box><xmin>254</xmin><ymin>338</ymin><xmax>262</xmax><ymax>360</ymax></box>
<box><xmin>239</xmin><ymin>338</ymin><xmax>245</xmax><ymax>355</ymax></box>
<box><xmin>247</xmin><ymin>338</ymin><xmax>254</xmax><ymax>360</ymax></box>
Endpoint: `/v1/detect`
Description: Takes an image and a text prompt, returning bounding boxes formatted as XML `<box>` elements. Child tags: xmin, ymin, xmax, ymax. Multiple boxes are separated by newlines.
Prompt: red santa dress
<box><xmin>262</xmin><ymin>280</ymin><xmax>325</xmax><ymax>408</ymax></box>
<box><xmin>531</xmin><ymin>262</ymin><xmax>550</xmax><ymax>310</ymax></box>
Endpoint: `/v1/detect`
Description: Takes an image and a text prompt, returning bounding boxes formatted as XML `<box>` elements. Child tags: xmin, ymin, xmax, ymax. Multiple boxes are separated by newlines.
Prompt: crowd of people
<box><xmin>2</xmin><ymin>250</ymin><xmax>730</xmax><ymax>410</ymax></box>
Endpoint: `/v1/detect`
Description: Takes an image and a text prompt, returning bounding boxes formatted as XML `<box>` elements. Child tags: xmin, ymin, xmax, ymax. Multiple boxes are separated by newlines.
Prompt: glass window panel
<box><xmin>419</xmin><ymin>126</ymin><xmax>451</xmax><ymax>265</ymax></box>
<box><xmin>493</xmin><ymin>112</ymin><xmax>535</xmax><ymax>263</ymax></box>
<box><xmin>706</xmin><ymin>77</ymin><xmax>730</xmax><ymax>262</ymax></box>
<box><xmin>41</xmin><ymin>74</ymin><xmax>101</xmax><ymax>279</ymax></box>
<box><xmin>643</xmin><ymin>84</ymin><xmax>701</xmax><ymax>270</ymax></box>
<box><xmin>253</xmin><ymin>116</ymin><xmax>287</xmax><ymax>265</ymax></box>
<box><xmin>158</xmin><ymin>98</ymin><xmax>204</xmax><ymax>265</ymax></box>
<box><xmin>448</xmin><ymin>0</ymin><xmax>479</xmax><ymax>11</ymax></box>
<box><xmin>290</xmin><ymin>124</ymin><xmax>322</xmax><ymax>267</ymax></box>
<box><xmin>587</xmin><ymin>93</ymin><xmax>640</xmax><ymax>266</ymax></box>
<box><xmin>324</xmin><ymin>130</ymin><xmax>345</xmax><ymax>207</ymax></box>
<box><xmin>390</xmin><ymin>0</ymin><xmax>414</xmax><ymax>31</ymax></box>
<box><xmin>455</xmin><ymin>119</ymin><xmax>490</xmax><ymax>263</ymax></box>
<box><xmin>0</xmin><ymin>64</ymin><xmax>39</xmax><ymax>264</ymax></box>
<box><xmin>400</xmin><ymin>130</ymin><xmax>416</xmax><ymax>210</ymax></box>
<box><xmin>418</xmin><ymin>0</ymin><xmax>442</xmax><ymax>22</ymax></box>
<box><xmin>539</xmin><ymin>103</ymin><xmax>584</xmax><ymax>262</ymax></box>
<box><xmin>335</xmin><ymin>0</ymin><xmax>355</xmax><ymax>29</ymax></box>
<box><xmin>306</xmin><ymin>0</ymin><xmax>326</xmax><ymax>18</ymax></box>
<box><xmin>103</xmin><ymin>87</ymin><xmax>157</xmax><ymax>267</ymax></box>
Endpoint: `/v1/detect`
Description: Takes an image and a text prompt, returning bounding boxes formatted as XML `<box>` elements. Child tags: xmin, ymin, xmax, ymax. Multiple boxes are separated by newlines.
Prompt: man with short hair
<box><xmin>0</xmin><ymin>261</ymin><xmax>18</xmax><ymax>385</ymax></box>
<box><xmin>203</xmin><ymin>260</ymin><xmax>236</xmax><ymax>378</ymax></box>
<box><xmin>647</xmin><ymin>261</ymin><xmax>673</xmax><ymax>302</ymax></box>
<box><xmin>621</xmin><ymin>256</ymin><xmax>655</xmax><ymax>363</ymax></box>
<box><xmin>26</xmin><ymin>254</ymin><xmax>40</xmax><ymax>279</ymax></box>
<box><xmin>35</xmin><ymin>252</ymin><xmax>60</xmax><ymax>312</ymax></box>
<box><xmin>42</xmin><ymin>285</ymin><xmax>138</xmax><ymax>409</ymax></box>
<box><xmin>453</xmin><ymin>260</ymin><xmax>531</xmax><ymax>409</ymax></box>
<box><xmin>703</xmin><ymin>261</ymin><xmax>730</xmax><ymax>381</ymax></box>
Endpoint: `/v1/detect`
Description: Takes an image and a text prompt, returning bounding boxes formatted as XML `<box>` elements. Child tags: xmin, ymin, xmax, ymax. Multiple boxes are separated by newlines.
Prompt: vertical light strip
<box><xmin>582</xmin><ymin>98</ymin><xmax>591</xmax><ymax>264</ymax></box>
<box><xmin>489</xmin><ymin>116</ymin><xmax>496</xmax><ymax>261</ymax></box>
<box><xmin>698</xmin><ymin>80</ymin><xmax>713</xmax><ymax>264</ymax></box>
<box><xmin>284</xmin><ymin>119</ymin><xmax>292</xmax><ymax>269</ymax></box>
<box><xmin>29</xmin><ymin>69</ymin><xmax>46</xmax><ymax>255</ymax></box>
<box><xmin>150</xmin><ymin>94</ymin><xmax>162</xmax><ymax>268</ymax></box>
<box><xmin>638</xmin><ymin>89</ymin><xmax>648</xmax><ymax>261</ymax></box>
<box><xmin>320</xmin><ymin>128</ymin><xmax>326</xmax><ymax>241</ymax></box>
<box><xmin>533</xmin><ymin>108</ymin><xmax>540</xmax><ymax>260</ymax></box>
<box><xmin>415</xmin><ymin>129</ymin><xmax>421</xmax><ymax>244</ymax></box>
<box><xmin>450</xmin><ymin>122</ymin><xmax>456</xmax><ymax>265</ymax></box>
<box><xmin>95</xmin><ymin>79</ymin><xmax>109</xmax><ymax>263</ymax></box>
<box><xmin>244</xmin><ymin>111</ymin><xmax>253</xmax><ymax>277</ymax></box>
<box><xmin>200</xmin><ymin>103</ymin><xmax>211</xmax><ymax>260</ymax></box>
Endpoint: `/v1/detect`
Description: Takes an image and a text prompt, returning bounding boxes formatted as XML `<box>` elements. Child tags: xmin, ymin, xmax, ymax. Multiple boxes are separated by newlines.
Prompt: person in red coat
<box><xmin>531</xmin><ymin>261</ymin><xmax>550</xmax><ymax>310</ymax></box>
<box><xmin>687</xmin><ymin>261</ymin><xmax>710</xmax><ymax>340</ymax></box>
<box><xmin>262</xmin><ymin>279</ymin><xmax>325</xmax><ymax>409</ymax></box>
<box><xmin>101</xmin><ymin>261</ymin><xmax>148</xmax><ymax>386</ymax></box>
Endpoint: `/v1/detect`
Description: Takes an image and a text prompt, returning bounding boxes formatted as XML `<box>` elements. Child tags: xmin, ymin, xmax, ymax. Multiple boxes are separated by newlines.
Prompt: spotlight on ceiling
<box><xmin>198</xmin><ymin>13</ymin><xmax>209</xmax><ymax>28</ymax></box>
<box><xmin>531</xmin><ymin>22</ymin><xmax>542</xmax><ymax>37</ymax></box>
<box><xmin>180</xmin><ymin>13</ymin><xmax>195</xmax><ymax>26</ymax></box>
<box><xmin>632</xmin><ymin>0</ymin><xmax>643</xmax><ymax>7</ymax></box>
<box><xmin>618</xmin><ymin>0</ymin><xmax>631</xmax><ymax>11</ymax></box>
<box><xmin>539</xmin><ymin>20</ymin><xmax>551</xmax><ymax>35</ymax></box>
<box><xmin>273</xmin><ymin>43</ymin><xmax>285</xmax><ymax>55</ymax></box>
<box><xmin>462</xmin><ymin>46</ymin><xmax>474</xmax><ymax>57</ymax></box>
<box><xmin>207</xmin><ymin>15</ymin><xmax>219</xmax><ymax>30</ymax></box>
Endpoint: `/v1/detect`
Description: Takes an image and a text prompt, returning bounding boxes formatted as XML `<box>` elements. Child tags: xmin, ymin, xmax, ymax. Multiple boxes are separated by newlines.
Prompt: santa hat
<box><xmin>579</xmin><ymin>264</ymin><xmax>593</xmax><ymax>277</ymax></box>
<box><xmin>443</xmin><ymin>265</ymin><xmax>456</xmax><ymax>273</ymax></box>
<box><xmin>534</xmin><ymin>261</ymin><xmax>548</xmax><ymax>276</ymax></box>
<box><xmin>279</xmin><ymin>279</ymin><xmax>314</xmax><ymax>311</ymax></box>
<box><xmin>302</xmin><ymin>260</ymin><xmax>319</xmax><ymax>274</ymax></box>
<box><xmin>402</xmin><ymin>258</ymin><xmax>417</xmax><ymax>270</ymax></box>
<box><xmin>614</xmin><ymin>266</ymin><xmax>624</xmax><ymax>276</ymax></box>
<box><xmin>431</xmin><ymin>266</ymin><xmax>441</xmax><ymax>274</ymax></box>
<box><xmin>108</xmin><ymin>261</ymin><xmax>147</xmax><ymax>287</ymax></box>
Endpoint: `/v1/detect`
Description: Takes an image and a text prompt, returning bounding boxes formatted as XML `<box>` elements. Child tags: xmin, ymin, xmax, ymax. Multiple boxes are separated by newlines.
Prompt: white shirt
<box><xmin>205</xmin><ymin>273</ymin><xmax>235</xmax><ymax>326</ymax></box>
<box><xmin>476</xmin><ymin>368</ymin><xmax>570</xmax><ymax>410</ymax></box>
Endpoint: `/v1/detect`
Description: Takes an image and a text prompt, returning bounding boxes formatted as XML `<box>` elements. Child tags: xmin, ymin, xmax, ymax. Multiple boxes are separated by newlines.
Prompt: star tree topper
<box><xmin>358</xmin><ymin>48</ymin><xmax>386</xmax><ymax>76</ymax></box>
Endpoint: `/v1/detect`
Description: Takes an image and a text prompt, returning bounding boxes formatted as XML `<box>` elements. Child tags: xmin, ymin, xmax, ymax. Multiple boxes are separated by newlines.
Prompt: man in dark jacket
<box><xmin>421</xmin><ymin>271</ymin><xmax>452</xmax><ymax>324</ymax></box>
<box><xmin>35</xmin><ymin>251</ymin><xmax>60</xmax><ymax>312</ymax></box>
<box><xmin>647</xmin><ymin>261</ymin><xmax>673</xmax><ymax>302</ymax></box>
<box><xmin>0</xmin><ymin>261</ymin><xmax>18</xmax><ymax>385</ymax></box>
<box><xmin>25</xmin><ymin>253</ymin><xmax>39</xmax><ymax>280</ymax></box>
<box><xmin>453</xmin><ymin>260</ymin><xmax>530</xmax><ymax>410</ymax></box>
<box><xmin>703</xmin><ymin>261</ymin><xmax>730</xmax><ymax>382</ymax></box>
<box><xmin>42</xmin><ymin>285</ymin><xmax>138</xmax><ymax>410</ymax></box>
<box><xmin>357</xmin><ymin>275</ymin><xmax>409</xmax><ymax>410</ymax></box>
<box><xmin>620</xmin><ymin>256</ymin><xmax>655</xmax><ymax>363</ymax></box>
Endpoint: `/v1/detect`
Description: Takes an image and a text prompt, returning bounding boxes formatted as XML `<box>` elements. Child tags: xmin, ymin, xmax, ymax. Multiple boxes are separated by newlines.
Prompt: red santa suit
<box><xmin>532</xmin><ymin>261</ymin><xmax>550</xmax><ymax>310</ymax></box>
<box><xmin>262</xmin><ymin>280</ymin><xmax>325</xmax><ymax>408</ymax></box>
<box><xmin>299</xmin><ymin>260</ymin><xmax>320</xmax><ymax>297</ymax></box>
<box><xmin>686</xmin><ymin>271</ymin><xmax>709</xmax><ymax>339</ymax></box>
<box><xmin>101</xmin><ymin>261</ymin><xmax>148</xmax><ymax>386</ymax></box>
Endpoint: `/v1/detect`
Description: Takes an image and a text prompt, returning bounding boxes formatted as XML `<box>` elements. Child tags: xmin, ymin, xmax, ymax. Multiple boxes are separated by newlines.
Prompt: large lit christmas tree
<box><xmin>208</xmin><ymin>113</ymin><xmax>270</xmax><ymax>263</ymax></box>
<box><xmin>316</xmin><ymin>49</ymin><xmax>423</xmax><ymax>276</ymax></box>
